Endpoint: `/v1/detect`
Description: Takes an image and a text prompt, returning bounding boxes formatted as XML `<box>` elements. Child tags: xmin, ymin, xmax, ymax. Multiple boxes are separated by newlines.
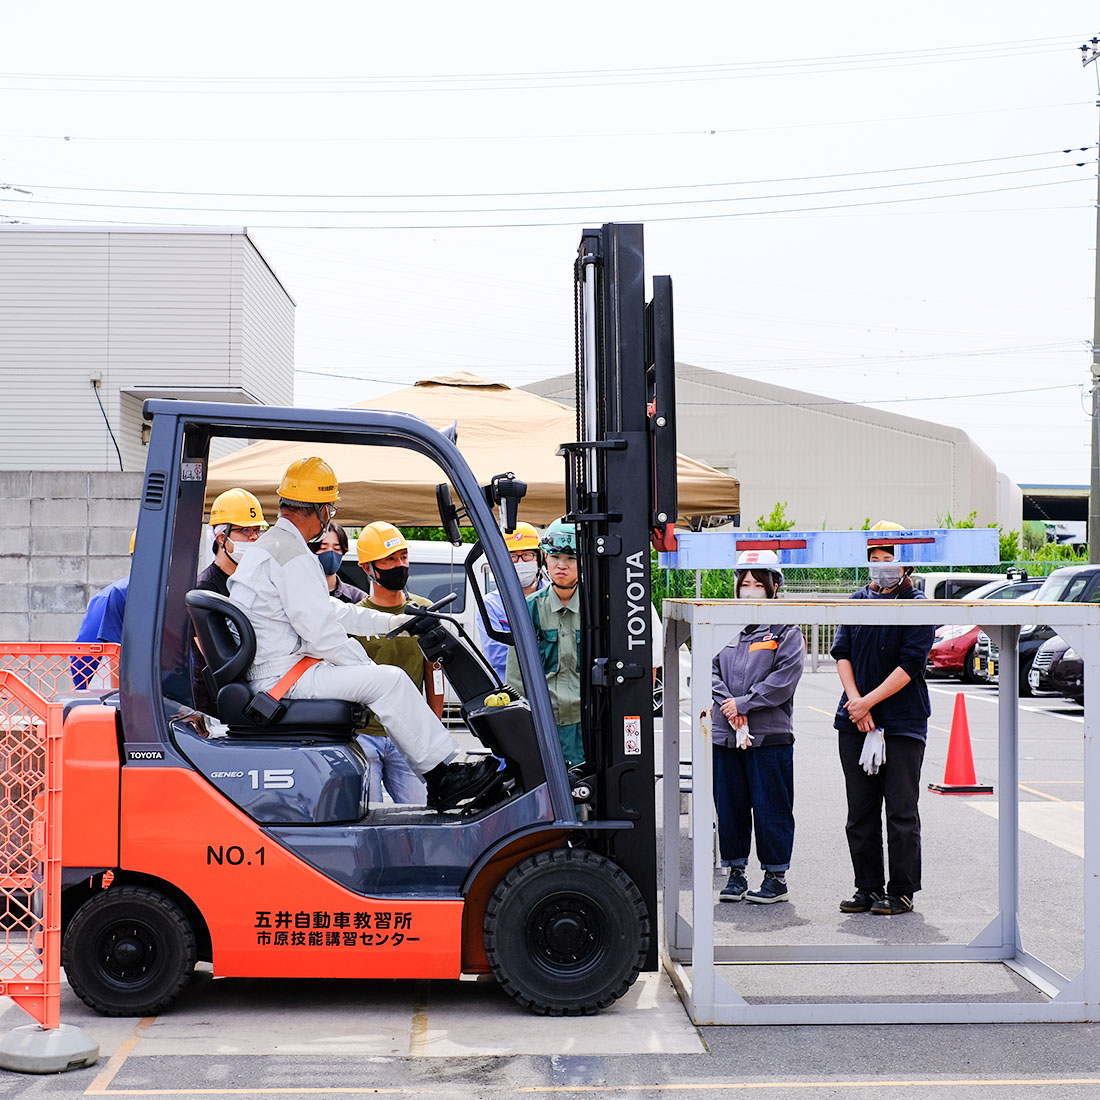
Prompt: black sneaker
<box><xmin>426</xmin><ymin>757</ymin><xmax>505</xmax><ymax>811</ymax></box>
<box><xmin>746</xmin><ymin>871</ymin><xmax>788</xmax><ymax>904</ymax></box>
<box><xmin>839</xmin><ymin>889</ymin><xmax>885</xmax><ymax>913</ymax></box>
<box><xmin>871</xmin><ymin>893</ymin><xmax>914</xmax><ymax>915</ymax></box>
<box><xmin>719</xmin><ymin>869</ymin><xmax>748</xmax><ymax>902</ymax></box>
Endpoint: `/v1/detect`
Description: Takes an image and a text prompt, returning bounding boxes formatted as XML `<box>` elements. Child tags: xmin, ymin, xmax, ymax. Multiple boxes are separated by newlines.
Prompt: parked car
<box><xmin>925</xmin><ymin>573</ymin><xmax>1041</xmax><ymax>682</ymax></box>
<box><xmin>1029</xmin><ymin>634</ymin><xmax>1070</xmax><ymax>695</ymax></box>
<box><xmin>975</xmin><ymin>564</ymin><xmax>1100</xmax><ymax>694</ymax></box>
<box><xmin>911</xmin><ymin>572</ymin><xmax>1004</xmax><ymax>601</ymax></box>
<box><xmin>1050</xmin><ymin>642</ymin><xmax>1085</xmax><ymax>705</ymax></box>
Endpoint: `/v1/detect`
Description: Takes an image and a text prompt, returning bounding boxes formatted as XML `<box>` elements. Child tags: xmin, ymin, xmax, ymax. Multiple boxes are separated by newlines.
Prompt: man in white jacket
<box><xmin>228</xmin><ymin>456</ymin><xmax>503</xmax><ymax>811</ymax></box>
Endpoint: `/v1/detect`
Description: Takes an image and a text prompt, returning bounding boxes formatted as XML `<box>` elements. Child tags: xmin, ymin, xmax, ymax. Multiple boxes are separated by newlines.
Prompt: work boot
<box><xmin>425</xmin><ymin>756</ymin><xmax>505</xmax><ymax>811</ymax></box>
<box><xmin>719</xmin><ymin>868</ymin><xmax>748</xmax><ymax>903</ymax></box>
<box><xmin>870</xmin><ymin>893</ymin><xmax>914</xmax><ymax>916</ymax></box>
<box><xmin>839</xmin><ymin>889</ymin><xmax>886</xmax><ymax>913</ymax></box>
<box><xmin>746</xmin><ymin>871</ymin><xmax>788</xmax><ymax>904</ymax></box>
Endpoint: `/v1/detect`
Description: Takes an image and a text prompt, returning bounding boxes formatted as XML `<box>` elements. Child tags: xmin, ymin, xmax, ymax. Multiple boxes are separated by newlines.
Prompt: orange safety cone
<box><xmin>928</xmin><ymin>693</ymin><xmax>993</xmax><ymax>795</ymax></box>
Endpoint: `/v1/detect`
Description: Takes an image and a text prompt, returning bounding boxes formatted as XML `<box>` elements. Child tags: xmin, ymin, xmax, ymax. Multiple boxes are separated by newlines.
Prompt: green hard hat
<box><xmin>541</xmin><ymin>518</ymin><xmax>576</xmax><ymax>556</ymax></box>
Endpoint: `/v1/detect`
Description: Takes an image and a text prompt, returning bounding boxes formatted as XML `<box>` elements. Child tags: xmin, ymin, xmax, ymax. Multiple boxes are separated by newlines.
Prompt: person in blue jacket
<box><xmin>712</xmin><ymin>549</ymin><xmax>805</xmax><ymax>905</ymax></box>
<box><xmin>830</xmin><ymin>521</ymin><xmax>937</xmax><ymax>917</ymax></box>
<box><xmin>72</xmin><ymin>530</ymin><xmax>133</xmax><ymax>689</ymax></box>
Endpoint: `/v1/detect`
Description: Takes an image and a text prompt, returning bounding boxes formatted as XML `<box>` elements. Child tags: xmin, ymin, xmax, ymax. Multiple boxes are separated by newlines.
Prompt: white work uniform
<box><xmin>227</xmin><ymin>516</ymin><xmax>455</xmax><ymax>774</ymax></box>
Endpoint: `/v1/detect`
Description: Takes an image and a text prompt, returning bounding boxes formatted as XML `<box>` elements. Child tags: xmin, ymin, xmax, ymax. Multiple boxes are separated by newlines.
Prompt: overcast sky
<box><xmin>2</xmin><ymin>2</ymin><xmax>1098</xmax><ymax>488</ymax></box>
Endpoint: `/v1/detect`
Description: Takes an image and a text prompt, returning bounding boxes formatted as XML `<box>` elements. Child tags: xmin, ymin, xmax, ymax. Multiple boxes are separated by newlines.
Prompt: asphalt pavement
<box><xmin>2</xmin><ymin>668</ymin><xmax>1100</xmax><ymax>1098</ymax></box>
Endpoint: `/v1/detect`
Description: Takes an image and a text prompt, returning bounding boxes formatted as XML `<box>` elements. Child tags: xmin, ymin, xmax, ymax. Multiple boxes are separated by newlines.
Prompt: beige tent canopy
<box><xmin>207</xmin><ymin>372</ymin><xmax>739</xmax><ymax>527</ymax></box>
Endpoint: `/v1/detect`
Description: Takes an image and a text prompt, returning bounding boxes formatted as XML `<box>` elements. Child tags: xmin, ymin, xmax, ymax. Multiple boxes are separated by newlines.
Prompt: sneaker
<box><xmin>839</xmin><ymin>889</ymin><xmax>885</xmax><ymax>913</ymax></box>
<box><xmin>746</xmin><ymin>871</ymin><xmax>788</xmax><ymax>904</ymax></box>
<box><xmin>719</xmin><ymin>869</ymin><xmax>748</xmax><ymax>902</ymax></box>
<box><xmin>871</xmin><ymin>893</ymin><xmax>914</xmax><ymax>915</ymax></box>
<box><xmin>425</xmin><ymin>757</ymin><xmax>505</xmax><ymax>811</ymax></box>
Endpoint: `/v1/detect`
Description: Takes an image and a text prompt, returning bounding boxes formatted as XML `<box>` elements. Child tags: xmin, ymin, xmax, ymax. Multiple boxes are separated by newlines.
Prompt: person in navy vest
<box><xmin>831</xmin><ymin>521</ymin><xmax>937</xmax><ymax>917</ymax></box>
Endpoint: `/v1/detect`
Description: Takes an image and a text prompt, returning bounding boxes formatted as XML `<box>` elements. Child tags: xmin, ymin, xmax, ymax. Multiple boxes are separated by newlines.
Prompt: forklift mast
<box><xmin>569</xmin><ymin>224</ymin><xmax>677</xmax><ymax>964</ymax></box>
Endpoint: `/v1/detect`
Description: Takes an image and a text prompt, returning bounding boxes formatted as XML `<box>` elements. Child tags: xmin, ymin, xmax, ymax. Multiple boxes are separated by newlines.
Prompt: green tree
<box><xmin>754</xmin><ymin>501</ymin><xmax>795</xmax><ymax>532</ymax></box>
<box><xmin>997</xmin><ymin>528</ymin><xmax>1021</xmax><ymax>562</ymax></box>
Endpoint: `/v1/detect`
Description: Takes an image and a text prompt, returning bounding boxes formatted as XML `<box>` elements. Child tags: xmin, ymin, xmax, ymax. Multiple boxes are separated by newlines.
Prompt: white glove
<box><xmin>859</xmin><ymin>728</ymin><xmax>886</xmax><ymax>775</ymax></box>
<box><xmin>735</xmin><ymin>726</ymin><xmax>754</xmax><ymax>750</ymax></box>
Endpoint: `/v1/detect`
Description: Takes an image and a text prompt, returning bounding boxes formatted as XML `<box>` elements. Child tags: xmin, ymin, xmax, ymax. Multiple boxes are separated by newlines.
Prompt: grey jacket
<box><xmin>711</xmin><ymin>623</ymin><xmax>805</xmax><ymax>748</ymax></box>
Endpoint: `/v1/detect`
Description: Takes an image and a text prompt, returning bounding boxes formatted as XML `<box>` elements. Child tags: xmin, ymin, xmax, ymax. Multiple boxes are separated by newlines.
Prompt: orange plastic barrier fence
<box><xmin>0</xmin><ymin>667</ymin><xmax>63</xmax><ymax>1029</ymax></box>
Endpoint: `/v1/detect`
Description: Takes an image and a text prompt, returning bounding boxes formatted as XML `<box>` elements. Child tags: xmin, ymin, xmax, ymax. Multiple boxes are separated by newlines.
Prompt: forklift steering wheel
<box><xmin>384</xmin><ymin>592</ymin><xmax>458</xmax><ymax>639</ymax></box>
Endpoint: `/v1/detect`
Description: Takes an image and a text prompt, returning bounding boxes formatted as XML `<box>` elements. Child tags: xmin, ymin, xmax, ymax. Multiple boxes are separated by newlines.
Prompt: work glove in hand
<box><xmin>735</xmin><ymin>727</ymin><xmax>754</xmax><ymax>750</ymax></box>
<box><xmin>859</xmin><ymin>728</ymin><xmax>886</xmax><ymax>775</ymax></box>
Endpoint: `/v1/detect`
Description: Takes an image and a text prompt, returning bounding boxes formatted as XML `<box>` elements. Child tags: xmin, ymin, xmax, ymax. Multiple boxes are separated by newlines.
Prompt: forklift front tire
<box><xmin>483</xmin><ymin>848</ymin><xmax>649</xmax><ymax>1016</ymax></box>
<box><xmin>63</xmin><ymin>885</ymin><xmax>197</xmax><ymax>1017</ymax></box>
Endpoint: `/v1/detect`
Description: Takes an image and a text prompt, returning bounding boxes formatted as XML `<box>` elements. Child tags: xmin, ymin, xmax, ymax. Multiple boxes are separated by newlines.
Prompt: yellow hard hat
<box><xmin>357</xmin><ymin>520</ymin><xmax>408</xmax><ymax>564</ymax></box>
<box><xmin>277</xmin><ymin>457</ymin><xmax>339</xmax><ymax>504</ymax></box>
<box><xmin>209</xmin><ymin>488</ymin><xmax>267</xmax><ymax>528</ymax></box>
<box><xmin>870</xmin><ymin>520</ymin><xmax>905</xmax><ymax>532</ymax></box>
<box><xmin>129</xmin><ymin>529</ymin><xmax>136</xmax><ymax>555</ymax></box>
<box><xmin>503</xmin><ymin>522</ymin><xmax>540</xmax><ymax>553</ymax></box>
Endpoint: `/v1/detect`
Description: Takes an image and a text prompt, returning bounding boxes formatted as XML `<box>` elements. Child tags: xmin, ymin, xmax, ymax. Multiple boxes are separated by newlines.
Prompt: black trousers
<box><xmin>838</xmin><ymin>730</ymin><xmax>926</xmax><ymax>897</ymax></box>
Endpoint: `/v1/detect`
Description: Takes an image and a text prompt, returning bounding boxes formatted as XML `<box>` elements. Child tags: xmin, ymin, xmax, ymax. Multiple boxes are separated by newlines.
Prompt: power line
<box><xmin>0</xmin><ymin>36</ymin><xmax>1082</xmax><ymax>94</ymax></box>
<box><xmin>7</xmin><ymin>147</ymin><xmax>1088</xmax><ymax>201</ymax></box>
<box><xmin>0</xmin><ymin>100</ymin><xmax>1090</xmax><ymax>147</ymax></box>
<box><xmin>1</xmin><ymin>176</ymin><xmax>1088</xmax><ymax>230</ymax></box>
<box><xmin>3</xmin><ymin>163</ymin><xmax>1083</xmax><ymax>216</ymax></box>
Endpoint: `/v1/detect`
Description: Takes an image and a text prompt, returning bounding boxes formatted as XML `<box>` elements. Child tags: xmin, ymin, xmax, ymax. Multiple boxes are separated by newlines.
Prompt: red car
<box><xmin>925</xmin><ymin>574</ymin><xmax>1041</xmax><ymax>682</ymax></box>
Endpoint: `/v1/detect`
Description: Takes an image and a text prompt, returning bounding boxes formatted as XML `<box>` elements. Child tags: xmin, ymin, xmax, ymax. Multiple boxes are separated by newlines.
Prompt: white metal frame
<box><xmin>660</xmin><ymin>598</ymin><xmax>1100</xmax><ymax>1024</ymax></box>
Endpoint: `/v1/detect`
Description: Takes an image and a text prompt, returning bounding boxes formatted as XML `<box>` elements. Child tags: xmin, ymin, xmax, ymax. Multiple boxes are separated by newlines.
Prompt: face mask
<box><xmin>316</xmin><ymin>550</ymin><xmax>343</xmax><ymax>576</ymax></box>
<box><xmin>372</xmin><ymin>564</ymin><xmax>409</xmax><ymax>592</ymax></box>
<box><xmin>226</xmin><ymin>541</ymin><xmax>253</xmax><ymax>564</ymax></box>
<box><xmin>514</xmin><ymin>561</ymin><xmax>540</xmax><ymax>588</ymax></box>
<box><xmin>869</xmin><ymin>564</ymin><xmax>905</xmax><ymax>590</ymax></box>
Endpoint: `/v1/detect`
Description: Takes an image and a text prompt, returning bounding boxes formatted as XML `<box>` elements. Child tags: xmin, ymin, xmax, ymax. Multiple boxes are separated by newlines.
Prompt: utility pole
<box><xmin>1083</xmin><ymin>37</ymin><xmax>1100</xmax><ymax>562</ymax></box>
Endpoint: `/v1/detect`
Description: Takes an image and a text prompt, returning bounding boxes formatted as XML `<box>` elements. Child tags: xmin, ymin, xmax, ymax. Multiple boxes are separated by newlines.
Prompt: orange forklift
<box><xmin>58</xmin><ymin>223</ymin><xmax>676</xmax><ymax>1017</ymax></box>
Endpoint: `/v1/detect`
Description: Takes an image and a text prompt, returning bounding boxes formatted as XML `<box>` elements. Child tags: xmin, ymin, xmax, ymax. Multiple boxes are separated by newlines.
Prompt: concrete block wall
<box><xmin>0</xmin><ymin>470</ymin><xmax>142</xmax><ymax>642</ymax></box>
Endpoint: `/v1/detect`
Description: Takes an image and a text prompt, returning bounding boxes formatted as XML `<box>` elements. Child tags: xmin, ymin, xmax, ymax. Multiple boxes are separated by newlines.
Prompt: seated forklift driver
<box><xmin>228</xmin><ymin>456</ymin><xmax>504</xmax><ymax>812</ymax></box>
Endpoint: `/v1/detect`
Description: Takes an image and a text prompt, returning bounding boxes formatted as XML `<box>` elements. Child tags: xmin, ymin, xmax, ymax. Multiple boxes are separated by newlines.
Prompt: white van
<box><xmin>910</xmin><ymin>572</ymin><xmax>998</xmax><ymax>601</ymax></box>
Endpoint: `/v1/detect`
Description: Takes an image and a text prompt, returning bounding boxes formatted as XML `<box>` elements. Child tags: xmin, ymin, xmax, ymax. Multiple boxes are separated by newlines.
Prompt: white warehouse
<box><xmin>527</xmin><ymin>365</ymin><xmax>1021</xmax><ymax>533</ymax></box>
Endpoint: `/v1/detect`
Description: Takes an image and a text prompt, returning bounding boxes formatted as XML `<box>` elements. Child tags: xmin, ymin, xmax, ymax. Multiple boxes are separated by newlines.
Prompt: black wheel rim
<box><xmin>526</xmin><ymin>892</ymin><xmax>606</xmax><ymax>972</ymax></box>
<box><xmin>95</xmin><ymin>920</ymin><xmax>161</xmax><ymax>987</ymax></box>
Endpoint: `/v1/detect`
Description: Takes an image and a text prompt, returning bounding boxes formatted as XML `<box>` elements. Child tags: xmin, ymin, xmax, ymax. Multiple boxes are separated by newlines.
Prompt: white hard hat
<box><xmin>735</xmin><ymin>548</ymin><xmax>783</xmax><ymax>579</ymax></box>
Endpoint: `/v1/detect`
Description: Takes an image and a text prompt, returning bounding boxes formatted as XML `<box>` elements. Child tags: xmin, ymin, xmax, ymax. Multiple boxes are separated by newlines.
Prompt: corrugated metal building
<box><xmin>526</xmin><ymin>365</ymin><xmax>1021</xmax><ymax>532</ymax></box>
<box><xmin>0</xmin><ymin>226</ymin><xmax>295</xmax><ymax>641</ymax></box>
<box><xmin>0</xmin><ymin>226</ymin><xmax>294</xmax><ymax>471</ymax></box>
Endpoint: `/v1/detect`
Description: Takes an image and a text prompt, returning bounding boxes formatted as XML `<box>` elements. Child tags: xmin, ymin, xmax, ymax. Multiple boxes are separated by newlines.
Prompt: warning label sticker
<box><xmin>623</xmin><ymin>715</ymin><xmax>641</xmax><ymax>756</ymax></box>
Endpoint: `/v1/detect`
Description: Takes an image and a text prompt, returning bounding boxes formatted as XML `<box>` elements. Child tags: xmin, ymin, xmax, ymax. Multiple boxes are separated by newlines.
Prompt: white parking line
<box><xmin>927</xmin><ymin>685</ymin><xmax>1084</xmax><ymax>724</ymax></box>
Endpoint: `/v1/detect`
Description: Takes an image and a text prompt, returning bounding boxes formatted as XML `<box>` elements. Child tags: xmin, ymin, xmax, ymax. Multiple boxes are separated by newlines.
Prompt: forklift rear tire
<box><xmin>483</xmin><ymin>848</ymin><xmax>649</xmax><ymax>1016</ymax></box>
<box><xmin>63</xmin><ymin>885</ymin><xmax>197</xmax><ymax>1017</ymax></box>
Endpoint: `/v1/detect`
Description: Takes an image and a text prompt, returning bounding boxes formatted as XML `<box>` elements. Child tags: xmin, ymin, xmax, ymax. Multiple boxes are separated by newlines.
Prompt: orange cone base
<box><xmin>928</xmin><ymin>781</ymin><xmax>994</xmax><ymax>795</ymax></box>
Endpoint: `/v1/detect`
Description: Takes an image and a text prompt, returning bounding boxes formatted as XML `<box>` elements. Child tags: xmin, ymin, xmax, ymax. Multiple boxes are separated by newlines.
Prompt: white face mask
<box><xmin>514</xmin><ymin>561</ymin><xmax>540</xmax><ymax>588</ymax></box>
<box><xmin>226</xmin><ymin>540</ymin><xmax>253</xmax><ymax>564</ymax></box>
<box><xmin>869</xmin><ymin>564</ymin><xmax>905</xmax><ymax>589</ymax></box>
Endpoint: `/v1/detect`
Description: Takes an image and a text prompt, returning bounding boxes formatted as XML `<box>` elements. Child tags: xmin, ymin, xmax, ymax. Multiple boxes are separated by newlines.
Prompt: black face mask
<box><xmin>372</xmin><ymin>564</ymin><xmax>409</xmax><ymax>592</ymax></box>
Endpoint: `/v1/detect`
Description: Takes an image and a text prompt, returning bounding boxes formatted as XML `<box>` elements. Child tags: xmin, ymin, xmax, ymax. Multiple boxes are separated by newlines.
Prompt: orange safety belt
<box><xmin>267</xmin><ymin>656</ymin><xmax>321</xmax><ymax>701</ymax></box>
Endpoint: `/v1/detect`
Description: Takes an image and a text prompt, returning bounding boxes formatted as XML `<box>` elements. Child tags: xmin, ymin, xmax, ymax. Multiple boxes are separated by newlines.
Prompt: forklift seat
<box><xmin>185</xmin><ymin>590</ymin><xmax>363</xmax><ymax>736</ymax></box>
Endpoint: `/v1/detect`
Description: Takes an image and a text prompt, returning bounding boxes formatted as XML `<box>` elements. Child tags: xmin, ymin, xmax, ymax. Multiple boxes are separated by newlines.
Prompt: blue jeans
<box><xmin>358</xmin><ymin>734</ymin><xmax>427</xmax><ymax>805</ymax></box>
<box><xmin>713</xmin><ymin>742</ymin><xmax>795</xmax><ymax>872</ymax></box>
